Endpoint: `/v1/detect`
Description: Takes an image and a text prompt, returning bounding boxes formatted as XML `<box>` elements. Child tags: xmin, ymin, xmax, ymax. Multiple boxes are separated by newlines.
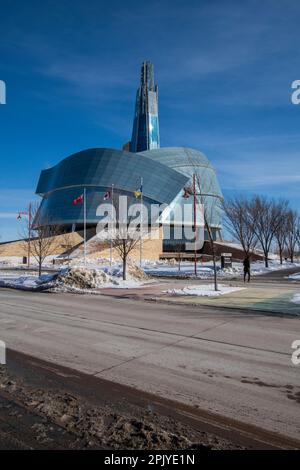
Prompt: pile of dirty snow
<box><xmin>53</xmin><ymin>265</ymin><xmax>150</xmax><ymax>292</ymax></box>
<box><xmin>0</xmin><ymin>264</ymin><xmax>152</xmax><ymax>293</ymax></box>
<box><xmin>102</xmin><ymin>263</ymin><xmax>149</xmax><ymax>282</ymax></box>
<box><xmin>55</xmin><ymin>267</ymin><xmax>117</xmax><ymax>290</ymax></box>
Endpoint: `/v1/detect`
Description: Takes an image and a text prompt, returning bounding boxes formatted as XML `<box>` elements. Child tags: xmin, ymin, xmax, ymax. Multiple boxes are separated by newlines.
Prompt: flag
<box><xmin>73</xmin><ymin>194</ymin><xmax>84</xmax><ymax>205</ymax></box>
<box><xmin>103</xmin><ymin>191</ymin><xmax>111</xmax><ymax>201</ymax></box>
<box><xmin>134</xmin><ymin>184</ymin><xmax>143</xmax><ymax>199</ymax></box>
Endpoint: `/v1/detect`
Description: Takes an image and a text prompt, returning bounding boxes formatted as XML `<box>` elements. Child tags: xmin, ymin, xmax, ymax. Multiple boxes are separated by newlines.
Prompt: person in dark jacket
<box><xmin>243</xmin><ymin>255</ymin><xmax>251</xmax><ymax>282</ymax></box>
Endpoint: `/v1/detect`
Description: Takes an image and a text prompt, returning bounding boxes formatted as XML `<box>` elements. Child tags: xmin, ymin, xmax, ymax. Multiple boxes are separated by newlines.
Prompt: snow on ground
<box><xmin>165</xmin><ymin>284</ymin><xmax>245</xmax><ymax>297</ymax></box>
<box><xmin>0</xmin><ymin>263</ymin><xmax>151</xmax><ymax>292</ymax></box>
<box><xmin>1</xmin><ymin>254</ymin><xmax>299</xmax><ymax>293</ymax></box>
<box><xmin>143</xmin><ymin>259</ymin><xmax>300</xmax><ymax>279</ymax></box>
<box><xmin>291</xmin><ymin>294</ymin><xmax>300</xmax><ymax>304</ymax></box>
<box><xmin>0</xmin><ymin>272</ymin><xmax>55</xmax><ymax>289</ymax></box>
<box><xmin>288</xmin><ymin>273</ymin><xmax>300</xmax><ymax>280</ymax></box>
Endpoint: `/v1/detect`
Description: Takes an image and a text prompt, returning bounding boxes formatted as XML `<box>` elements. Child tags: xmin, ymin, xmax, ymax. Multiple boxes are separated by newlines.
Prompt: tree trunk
<box><xmin>279</xmin><ymin>249</ymin><xmax>283</xmax><ymax>265</ymax></box>
<box><xmin>264</xmin><ymin>253</ymin><xmax>269</xmax><ymax>268</ymax></box>
<box><xmin>123</xmin><ymin>257</ymin><xmax>126</xmax><ymax>280</ymax></box>
<box><xmin>212</xmin><ymin>255</ymin><xmax>218</xmax><ymax>291</ymax></box>
<box><xmin>211</xmin><ymin>242</ymin><xmax>218</xmax><ymax>291</ymax></box>
<box><xmin>38</xmin><ymin>260</ymin><xmax>42</xmax><ymax>277</ymax></box>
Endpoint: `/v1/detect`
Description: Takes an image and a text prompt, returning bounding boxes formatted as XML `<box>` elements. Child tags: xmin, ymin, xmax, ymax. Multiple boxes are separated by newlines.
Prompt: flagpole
<box><xmin>110</xmin><ymin>183</ymin><xmax>114</xmax><ymax>267</ymax></box>
<box><xmin>140</xmin><ymin>177</ymin><xmax>143</xmax><ymax>268</ymax></box>
<box><xmin>84</xmin><ymin>187</ymin><xmax>86</xmax><ymax>266</ymax></box>
<box><xmin>193</xmin><ymin>174</ymin><xmax>197</xmax><ymax>276</ymax></box>
<box><xmin>27</xmin><ymin>202</ymin><xmax>31</xmax><ymax>269</ymax></box>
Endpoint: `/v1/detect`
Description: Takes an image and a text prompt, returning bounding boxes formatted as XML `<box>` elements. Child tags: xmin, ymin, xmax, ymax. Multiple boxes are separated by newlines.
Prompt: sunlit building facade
<box><xmin>35</xmin><ymin>62</ymin><xmax>223</xmax><ymax>254</ymax></box>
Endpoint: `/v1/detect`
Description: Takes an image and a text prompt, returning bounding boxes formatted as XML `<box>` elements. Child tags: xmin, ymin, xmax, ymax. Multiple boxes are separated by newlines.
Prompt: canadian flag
<box><xmin>73</xmin><ymin>194</ymin><xmax>84</xmax><ymax>205</ymax></box>
<box><xmin>103</xmin><ymin>191</ymin><xmax>111</xmax><ymax>201</ymax></box>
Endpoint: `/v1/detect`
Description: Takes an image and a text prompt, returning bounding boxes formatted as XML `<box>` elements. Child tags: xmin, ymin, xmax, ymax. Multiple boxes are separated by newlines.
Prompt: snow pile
<box><xmin>291</xmin><ymin>294</ymin><xmax>300</xmax><ymax>304</ymax></box>
<box><xmin>103</xmin><ymin>263</ymin><xmax>149</xmax><ymax>282</ymax></box>
<box><xmin>55</xmin><ymin>267</ymin><xmax>117</xmax><ymax>290</ymax></box>
<box><xmin>0</xmin><ymin>272</ymin><xmax>56</xmax><ymax>290</ymax></box>
<box><xmin>289</xmin><ymin>273</ymin><xmax>300</xmax><ymax>280</ymax></box>
<box><xmin>52</xmin><ymin>265</ymin><xmax>150</xmax><ymax>291</ymax></box>
<box><xmin>0</xmin><ymin>264</ymin><xmax>151</xmax><ymax>293</ymax></box>
<box><xmin>165</xmin><ymin>284</ymin><xmax>245</xmax><ymax>297</ymax></box>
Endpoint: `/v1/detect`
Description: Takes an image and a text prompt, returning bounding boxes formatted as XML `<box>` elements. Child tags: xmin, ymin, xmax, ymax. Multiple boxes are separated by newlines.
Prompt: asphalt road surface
<box><xmin>0</xmin><ymin>288</ymin><xmax>299</xmax><ymax>443</ymax></box>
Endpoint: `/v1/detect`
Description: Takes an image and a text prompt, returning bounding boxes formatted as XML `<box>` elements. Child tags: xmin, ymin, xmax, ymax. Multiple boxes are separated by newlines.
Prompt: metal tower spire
<box><xmin>130</xmin><ymin>61</ymin><xmax>160</xmax><ymax>152</ymax></box>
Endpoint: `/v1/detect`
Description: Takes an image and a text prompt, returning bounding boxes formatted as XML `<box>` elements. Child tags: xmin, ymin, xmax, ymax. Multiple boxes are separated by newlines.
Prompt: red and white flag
<box><xmin>103</xmin><ymin>191</ymin><xmax>111</xmax><ymax>201</ymax></box>
<box><xmin>73</xmin><ymin>194</ymin><xmax>84</xmax><ymax>205</ymax></box>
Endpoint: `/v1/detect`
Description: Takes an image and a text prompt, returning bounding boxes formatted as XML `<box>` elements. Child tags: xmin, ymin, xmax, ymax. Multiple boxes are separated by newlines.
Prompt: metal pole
<box><xmin>84</xmin><ymin>188</ymin><xmax>86</xmax><ymax>266</ymax></box>
<box><xmin>27</xmin><ymin>202</ymin><xmax>31</xmax><ymax>269</ymax></box>
<box><xmin>193</xmin><ymin>174</ymin><xmax>197</xmax><ymax>276</ymax></box>
<box><xmin>110</xmin><ymin>184</ymin><xmax>114</xmax><ymax>267</ymax></box>
<box><xmin>140</xmin><ymin>177</ymin><xmax>143</xmax><ymax>268</ymax></box>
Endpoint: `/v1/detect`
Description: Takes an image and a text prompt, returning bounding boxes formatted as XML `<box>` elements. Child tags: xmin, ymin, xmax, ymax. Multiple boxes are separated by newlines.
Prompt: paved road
<box><xmin>0</xmin><ymin>288</ymin><xmax>299</xmax><ymax>441</ymax></box>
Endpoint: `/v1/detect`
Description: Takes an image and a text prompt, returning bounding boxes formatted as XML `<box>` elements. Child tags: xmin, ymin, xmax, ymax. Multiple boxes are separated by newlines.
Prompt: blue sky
<box><xmin>0</xmin><ymin>0</ymin><xmax>300</xmax><ymax>241</ymax></box>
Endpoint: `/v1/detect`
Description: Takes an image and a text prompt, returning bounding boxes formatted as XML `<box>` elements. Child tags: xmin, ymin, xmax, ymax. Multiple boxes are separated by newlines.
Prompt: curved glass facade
<box><xmin>140</xmin><ymin>147</ymin><xmax>223</xmax><ymax>230</ymax></box>
<box><xmin>36</xmin><ymin>147</ymin><xmax>189</xmax><ymax>226</ymax></box>
<box><xmin>36</xmin><ymin>146</ymin><xmax>223</xmax><ymax>241</ymax></box>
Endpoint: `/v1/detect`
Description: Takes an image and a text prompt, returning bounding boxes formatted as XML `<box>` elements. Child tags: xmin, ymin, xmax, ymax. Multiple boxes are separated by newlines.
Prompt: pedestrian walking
<box><xmin>243</xmin><ymin>255</ymin><xmax>251</xmax><ymax>283</ymax></box>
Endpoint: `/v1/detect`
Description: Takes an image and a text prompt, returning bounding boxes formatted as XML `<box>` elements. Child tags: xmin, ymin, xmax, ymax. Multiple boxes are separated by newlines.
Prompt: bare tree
<box><xmin>183</xmin><ymin>153</ymin><xmax>223</xmax><ymax>291</ymax></box>
<box><xmin>248</xmin><ymin>196</ymin><xmax>285</xmax><ymax>268</ymax></box>
<box><xmin>223</xmin><ymin>196</ymin><xmax>258</xmax><ymax>256</ymax></box>
<box><xmin>96</xmin><ymin>193</ymin><xmax>146</xmax><ymax>280</ymax></box>
<box><xmin>286</xmin><ymin>210</ymin><xmax>300</xmax><ymax>263</ymax></box>
<box><xmin>21</xmin><ymin>203</ymin><xmax>60</xmax><ymax>276</ymax></box>
<box><xmin>194</xmin><ymin>174</ymin><xmax>222</xmax><ymax>291</ymax></box>
<box><xmin>274</xmin><ymin>202</ymin><xmax>290</xmax><ymax>264</ymax></box>
<box><xmin>111</xmin><ymin>227</ymin><xmax>142</xmax><ymax>280</ymax></box>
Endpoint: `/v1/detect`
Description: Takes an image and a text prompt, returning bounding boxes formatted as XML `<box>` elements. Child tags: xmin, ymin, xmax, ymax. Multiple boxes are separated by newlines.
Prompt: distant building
<box><xmin>130</xmin><ymin>61</ymin><xmax>160</xmax><ymax>152</ymax></box>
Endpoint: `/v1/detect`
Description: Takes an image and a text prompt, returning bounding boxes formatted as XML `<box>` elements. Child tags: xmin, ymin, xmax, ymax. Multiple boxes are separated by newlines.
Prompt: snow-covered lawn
<box><xmin>165</xmin><ymin>284</ymin><xmax>245</xmax><ymax>297</ymax></box>
<box><xmin>143</xmin><ymin>259</ymin><xmax>300</xmax><ymax>279</ymax></box>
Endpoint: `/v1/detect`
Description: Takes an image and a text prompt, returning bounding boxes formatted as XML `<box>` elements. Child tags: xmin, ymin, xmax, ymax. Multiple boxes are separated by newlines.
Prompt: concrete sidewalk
<box><xmin>98</xmin><ymin>279</ymin><xmax>300</xmax><ymax>315</ymax></box>
<box><xmin>152</xmin><ymin>285</ymin><xmax>300</xmax><ymax>315</ymax></box>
